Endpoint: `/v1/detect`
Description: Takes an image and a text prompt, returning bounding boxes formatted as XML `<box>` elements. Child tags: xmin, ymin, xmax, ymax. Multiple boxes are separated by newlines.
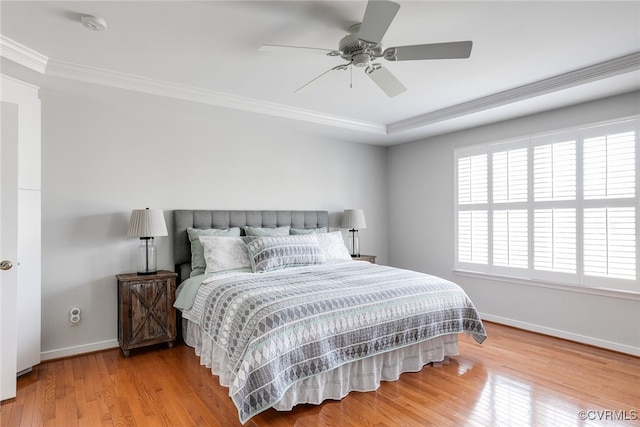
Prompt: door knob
<box><xmin>0</xmin><ymin>260</ymin><xmax>13</xmax><ymax>270</ymax></box>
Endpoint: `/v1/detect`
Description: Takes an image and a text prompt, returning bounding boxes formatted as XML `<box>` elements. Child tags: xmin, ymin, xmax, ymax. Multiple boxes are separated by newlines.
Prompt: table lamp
<box><xmin>127</xmin><ymin>208</ymin><xmax>168</xmax><ymax>275</ymax></box>
<box><xmin>341</xmin><ymin>209</ymin><xmax>367</xmax><ymax>257</ymax></box>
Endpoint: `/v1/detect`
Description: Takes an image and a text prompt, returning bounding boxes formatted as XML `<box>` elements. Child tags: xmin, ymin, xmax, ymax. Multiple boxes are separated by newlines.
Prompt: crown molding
<box><xmin>1</xmin><ymin>35</ymin><xmax>637</xmax><ymax>138</ymax></box>
<box><xmin>45</xmin><ymin>57</ymin><xmax>385</xmax><ymax>135</ymax></box>
<box><xmin>0</xmin><ymin>35</ymin><xmax>48</xmax><ymax>74</ymax></box>
<box><xmin>387</xmin><ymin>52</ymin><xmax>640</xmax><ymax>135</ymax></box>
<box><xmin>0</xmin><ymin>35</ymin><xmax>384</xmax><ymax>135</ymax></box>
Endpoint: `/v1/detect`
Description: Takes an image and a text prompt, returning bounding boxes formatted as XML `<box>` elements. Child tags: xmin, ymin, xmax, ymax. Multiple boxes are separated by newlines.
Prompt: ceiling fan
<box><xmin>259</xmin><ymin>0</ymin><xmax>473</xmax><ymax>98</ymax></box>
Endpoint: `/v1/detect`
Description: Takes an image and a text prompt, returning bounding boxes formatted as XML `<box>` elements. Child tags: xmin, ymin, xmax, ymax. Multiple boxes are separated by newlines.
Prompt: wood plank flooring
<box><xmin>2</xmin><ymin>321</ymin><xmax>638</xmax><ymax>426</ymax></box>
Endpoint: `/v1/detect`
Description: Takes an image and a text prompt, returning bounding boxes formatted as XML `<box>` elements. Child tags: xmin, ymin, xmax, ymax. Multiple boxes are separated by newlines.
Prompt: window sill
<box><xmin>452</xmin><ymin>269</ymin><xmax>640</xmax><ymax>301</ymax></box>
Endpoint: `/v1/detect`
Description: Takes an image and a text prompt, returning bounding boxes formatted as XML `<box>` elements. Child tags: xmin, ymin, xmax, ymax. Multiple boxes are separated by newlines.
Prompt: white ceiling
<box><xmin>1</xmin><ymin>1</ymin><xmax>639</xmax><ymax>145</ymax></box>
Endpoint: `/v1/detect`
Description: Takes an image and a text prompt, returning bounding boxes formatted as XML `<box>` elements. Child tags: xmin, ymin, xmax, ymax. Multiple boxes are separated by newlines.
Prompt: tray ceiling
<box><xmin>1</xmin><ymin>1</ymin><xmax>639</xmax><ymax>145</ymax></box>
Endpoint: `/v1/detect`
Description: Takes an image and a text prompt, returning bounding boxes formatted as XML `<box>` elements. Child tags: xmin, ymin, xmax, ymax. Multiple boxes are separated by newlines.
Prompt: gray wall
<box><xmin>387</xmin><ymin>91</ymin><xmax>640</xmax><ymax>355</ymax></box>
<box><xmin>39</xmin><ymin>79</ymin><xmax>388</xmax><ymax>358</ymax></box>
<box><xmin>13</xmin><ymin>68</ymin><xmax>640</xmax><ymax>358</ymax></box>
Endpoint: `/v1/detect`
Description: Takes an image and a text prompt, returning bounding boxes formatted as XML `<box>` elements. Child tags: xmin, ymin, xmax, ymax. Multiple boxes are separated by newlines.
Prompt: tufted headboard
<box><xmin>173</xmin><ymin>210</ymin><xmax>329</xmax><ymax>282</ymax></box>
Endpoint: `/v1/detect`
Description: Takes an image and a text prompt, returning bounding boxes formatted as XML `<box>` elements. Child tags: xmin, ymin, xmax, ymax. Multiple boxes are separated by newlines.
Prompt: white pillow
<box><xmin>187</xmin><ymin>227</ymin><xmax>241</xmax><ymax>276</ymax></box>
<box><xmin>199</xmin><ymin>236</ymin><xmax>251</xmax><ymax>273</ymax></box>
<box><xmin>315</xmin><ymin>231</ymin><xmax>352</xmax><ymax>261</ymax></box>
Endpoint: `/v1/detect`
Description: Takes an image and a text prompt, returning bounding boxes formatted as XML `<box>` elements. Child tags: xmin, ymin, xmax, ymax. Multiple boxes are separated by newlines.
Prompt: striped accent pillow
<box><xmin>243</xmin><ymin>235</ymin><xmax>325</xmax><ymax>273</ymax></box>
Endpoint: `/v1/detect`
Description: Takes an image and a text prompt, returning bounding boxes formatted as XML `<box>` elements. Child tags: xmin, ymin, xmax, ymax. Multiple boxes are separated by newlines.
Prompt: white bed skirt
<box><xmin>183</xmin><ymin>319</ymin><xmax>460</xmax><ymax>412</ymax></box>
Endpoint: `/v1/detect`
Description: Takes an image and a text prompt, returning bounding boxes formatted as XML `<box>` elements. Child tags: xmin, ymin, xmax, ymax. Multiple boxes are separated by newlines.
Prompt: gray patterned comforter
<box><xmin>199</xmin><ymin>261</ymin><xmax>486</xmax><ymax>423</ymax></box>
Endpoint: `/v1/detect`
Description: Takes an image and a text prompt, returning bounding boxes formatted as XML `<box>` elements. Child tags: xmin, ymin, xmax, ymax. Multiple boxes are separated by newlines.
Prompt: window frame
<box><xmin>453</xmin><ymin>117</ymin><xmax>639</xmax><ymax>296</ymax></box>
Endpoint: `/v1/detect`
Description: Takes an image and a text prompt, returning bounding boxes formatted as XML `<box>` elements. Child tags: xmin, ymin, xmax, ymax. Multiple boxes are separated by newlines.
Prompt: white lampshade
<box><xmin>127</xmin><ymin>208</ymin><xmax>167</xmax><ymax>275</ymax></box>
<box><xmin>341</xmin><ymin>209</ymin><xmax>367</xmax><ymax>230</ymax></box>
<box><xmin>127</xmin><ymin>208</ymin><xmax>168</xmax><ymax>238</ymax></box>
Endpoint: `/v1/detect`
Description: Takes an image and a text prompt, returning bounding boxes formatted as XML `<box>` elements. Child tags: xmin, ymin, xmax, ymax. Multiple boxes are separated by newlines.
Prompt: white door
<box><xmin>0</xmin><ymin>101</ymin><xmax>20</xmax><ymax>401</ymax></box>
<box><xmin>1</xmin><ymin>74</ymin><xmax>40</xmax><ymax>401</ymax></box>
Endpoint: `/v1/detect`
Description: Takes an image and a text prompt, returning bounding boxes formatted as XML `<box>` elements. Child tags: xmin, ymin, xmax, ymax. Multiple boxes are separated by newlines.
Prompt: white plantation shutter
<box><xmin>493</xmin><ymin>210</ymin><xmax>528</xmax><ymax>268</ymax></box>
<box><xmin>458</xmin><ymin>154</ymin><xmax>487</xmax><ymax>204</ymax></box>
<box><xmin>532</xmin><ymin>137</ymin><xmax>578</xmax><ymax>281</ymax></box>
<box><xmin>456</xmin><ymin>150</ymin><xmax>489</xmax><ymax>269</ymax></box>
<box><xmin>584</xmin><ymin>208</ymin><xmax>636</xmax><ymax>280</ymax></box>
<box><xmin>490</xmin><ymin>143</ymin><xmax>529</xmax><ymax>276</ymax></box>
<box><xmin>534</xmin><ymin>209</ymin><xmax>576</xmax><ymax>274</ymax></box>
<box><xmin>493</xmin><ymin>148</ymin><xmax>528</xmax><ymax>203</ymax></box>
<box><xmin>583</xmin><ymin>131</ymin><xmax>635</xmax><ymax>200</ymax></box>
<box><xmin>534</xmin><ymin>140</ymin><xmax>576</xmax><ymax>201</ymax></box>
<box><xmin>457</xmin><ymin>210</ymin><xmax>488</xmax><ymax>264</ymax></box>
<box><xmin>455</xmin><ymin>117</ymin><xmax>638</xmax><ymax>293</ymax></box>
<box><xmin>582</xmin><ymin>122</ymin><xmax>637</xmax><ymax>288</ymax></box>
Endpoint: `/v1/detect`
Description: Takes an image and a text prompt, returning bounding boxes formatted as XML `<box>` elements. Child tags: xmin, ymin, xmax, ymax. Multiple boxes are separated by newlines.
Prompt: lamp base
<box><xmin>137</xmin><ymin>237</ymin><xmax>158</xmax><ymax>276</ymax></box>
<box><xmin>348</xmin><ymin>229</ymin><xmax>360</xmax><ymax>257</ymax></box>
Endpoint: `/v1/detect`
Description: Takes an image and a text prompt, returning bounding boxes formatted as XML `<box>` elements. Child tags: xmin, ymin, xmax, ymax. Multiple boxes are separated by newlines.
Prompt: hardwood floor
<box><xmin>2</xmin><ymin>321</ymin><xmax>638</xmax><ymax>427</ymax></box>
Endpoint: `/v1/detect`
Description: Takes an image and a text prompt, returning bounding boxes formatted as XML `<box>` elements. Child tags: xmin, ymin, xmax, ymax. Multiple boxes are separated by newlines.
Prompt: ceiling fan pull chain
<box><xmin>350</xmin><ymin>64</ymin><xmax>353</xmax><ymax>89</ymax></box>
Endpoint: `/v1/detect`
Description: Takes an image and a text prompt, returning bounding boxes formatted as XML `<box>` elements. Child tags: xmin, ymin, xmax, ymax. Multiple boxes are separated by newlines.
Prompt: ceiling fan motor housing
<box><xmin>339</xmin><ymin>32</ymin><xmax>382</xmax><ymax>67</ymax></box>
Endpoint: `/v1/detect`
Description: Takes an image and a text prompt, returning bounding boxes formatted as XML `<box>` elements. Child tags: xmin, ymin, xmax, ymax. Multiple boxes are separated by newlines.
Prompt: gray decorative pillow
<box><xmin>290</xmin><ymin>227</ymin><xmax>328</xmax><ymax>235</ymax></box>
<box><xmin>244</xmin><ymin>225</ymin><xmax>291</xmax><ymax>236</ymax></box>
<box><xmin>316</xmin><ymin>231</ymin><xmax>352</xmax><ymax>260</ymax></box>
<box><xmin>187</xmin><ymin>227</ymin><xmax>241</xmax><ymax>277</ymax></box>
<box><xmin>243</xmin><ymin>234</ymin><xmax>325</xmax><ymax>273</ymax></box>
<box><xmin>199</xmin><ymin>236</ymin><xmax>251</xmax><ymax>273</ymax></box>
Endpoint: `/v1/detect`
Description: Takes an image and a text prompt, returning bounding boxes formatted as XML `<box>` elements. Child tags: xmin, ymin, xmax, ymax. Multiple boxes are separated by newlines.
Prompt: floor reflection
<box><xmin>466</xmin><ymin>357</ymin><xmax>637</xmax><ymax>427</ymax></box>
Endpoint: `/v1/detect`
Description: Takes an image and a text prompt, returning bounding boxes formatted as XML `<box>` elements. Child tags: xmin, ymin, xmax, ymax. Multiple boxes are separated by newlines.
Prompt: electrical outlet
<box><xmin>69</xmin><ymin>307</ymin><xmax>81</xmax><ymax>325</ymax></box>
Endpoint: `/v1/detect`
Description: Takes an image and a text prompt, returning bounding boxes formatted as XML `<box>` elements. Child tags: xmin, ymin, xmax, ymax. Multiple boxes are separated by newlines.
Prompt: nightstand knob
<box><xmin>0</xmin><ymin>260</ymin><xmax>13</xmax><ymax>271</ymax></box>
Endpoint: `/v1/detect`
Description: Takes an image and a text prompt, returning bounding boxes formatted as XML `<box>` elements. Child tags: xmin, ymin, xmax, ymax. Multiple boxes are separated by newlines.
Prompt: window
<box><xmin>454</xmin><ymin>118</ymin><xmax>639</xmax><ymax>293</ymax></box>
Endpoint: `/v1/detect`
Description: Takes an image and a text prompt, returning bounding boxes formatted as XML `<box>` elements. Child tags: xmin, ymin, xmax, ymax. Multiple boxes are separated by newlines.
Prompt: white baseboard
<box><xmin>38</xmin><ymin>316</ymin><xmax>640</xmax><ymax>360</ymax></box>
<box><xmin>40</xmin><ymin>339</ymin><xmax>119</xmax><ymax>361</ymax></box>
<box><xmin>480</xmin><ymin>312</ymin><xmax>640</xmax><ymax>357</ymax></box>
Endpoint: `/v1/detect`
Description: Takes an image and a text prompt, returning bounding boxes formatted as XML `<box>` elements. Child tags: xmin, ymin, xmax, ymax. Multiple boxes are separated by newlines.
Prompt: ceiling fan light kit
<box><xmin>260</xmin><ymin>0</ymin><xmax>473</xmax><ymax>98</ymax></box>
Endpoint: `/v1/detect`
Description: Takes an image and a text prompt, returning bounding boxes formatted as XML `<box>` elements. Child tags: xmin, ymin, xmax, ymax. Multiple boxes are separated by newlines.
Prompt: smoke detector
<box><xmin>81</xmin><ymin>15</ymin><xmax>107</xmax><ymax>31</ymax></box>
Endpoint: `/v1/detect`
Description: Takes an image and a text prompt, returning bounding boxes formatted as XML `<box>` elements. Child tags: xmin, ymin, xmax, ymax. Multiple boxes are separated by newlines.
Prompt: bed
<box><xmin>173</xmin><ymin>210</ymin><xmax>486</xmax><ymax>424</ymax></box>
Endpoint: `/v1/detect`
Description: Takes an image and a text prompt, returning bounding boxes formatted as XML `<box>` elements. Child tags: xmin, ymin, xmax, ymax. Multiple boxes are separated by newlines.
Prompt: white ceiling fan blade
<box><xmin>357</xmin><ymin>0</ymin><xmax>400</xmax><ymax>45</ymax></box>
<box><xmin>366</xmin><ymin>65</ymin><xmax>406</xmax><ymax>97</ymax></box>
<box><xmin>295</xmin><ymin>65</ymin><xmax>349</xmax><ymax>93</ymax></box>
<box><xmin>259</xmin><ymin>44</ymin><xmax>340</xmax><ymax>57</ymax></box>
<box><xmin>383</xmin><ymin>41</ymin><xmax>473</xmax><ymax>61</ymax></box>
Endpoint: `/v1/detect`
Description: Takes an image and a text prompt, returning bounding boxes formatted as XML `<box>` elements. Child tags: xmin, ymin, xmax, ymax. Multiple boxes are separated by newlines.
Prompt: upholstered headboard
<box><xmin>173</xmin><ymin>210</ymin><xmax>329</xmax><ymax>282</ymax></box>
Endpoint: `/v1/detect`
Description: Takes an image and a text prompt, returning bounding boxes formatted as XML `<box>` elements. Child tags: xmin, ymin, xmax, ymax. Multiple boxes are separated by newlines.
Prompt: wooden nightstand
<box><xmin>351</xmin><ymin>254</ymin><xmax>376</xmax><ymax>264</ymax></box>
<box><xmin>116</xmin><ymin>270</ymin><xmax>177</xmax><ymax>357</ymax></box>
